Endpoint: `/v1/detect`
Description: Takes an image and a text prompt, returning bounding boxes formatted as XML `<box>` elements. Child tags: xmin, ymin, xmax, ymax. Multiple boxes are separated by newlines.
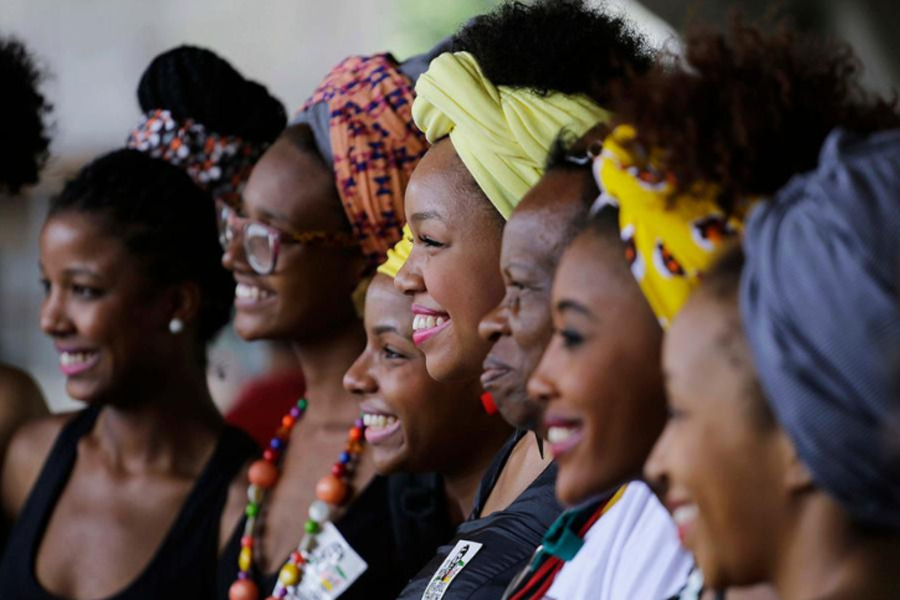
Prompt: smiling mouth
<box><xmin>234</xmin><ymin>282</ymin><xmax>274</xmax><ymax>307</ymax></box>
<box><xmin>545</xmin><ymin>418</ymin><xmax>584</xmax><ymax>458</ymax></box>
<box><xmin>671</xmin><ymin>504</ymin><xmax>699</xmax><ymax>545</ymax></box>
<box><xmin>59</xmin><ymin>350</ymin><xmax>99</xmax><ymax>377</ymax></box>
<box><xmin>410</xmin><ymin>307</ymin><xmax>451</xmax><ymax>346</ymax></box>
<box><xmin>361</xmin><ymin>411</ymin><xmax>401</xmax><ymax>444</ymax></box>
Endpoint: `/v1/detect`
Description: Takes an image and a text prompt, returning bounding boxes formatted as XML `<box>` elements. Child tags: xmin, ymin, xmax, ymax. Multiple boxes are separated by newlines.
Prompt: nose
<box><xmin>40</xmin><ymin>287</ymin><xmax>72</xmax><ymax>337</ymax></box>
<box><xmin>643</xmin><ymin>425</ymin><xmax>672</xmax><ymax>498</ymax></box>
<box><xmin>221</xmin><ymin>229</ymin><xmax>249</xmax><ymax>273</ymax></box>
<box><xmin>479</xmin><ymin>298</ymin><xmax>512</xmax><ymax>343</ymax></box>
<box><xmin>393</xmin><ymin>244</ymin><xmax>425</xmax><ymax>297</ymax></box>
<box><xmin>343</xmin><ymin>351</ymin><xmax>378</xmax><ymax>395</ymax></box>
<box><xmin>526</xmin><ymin>342</ymin><xmax>559</xmax><ymax>410</ymax></box>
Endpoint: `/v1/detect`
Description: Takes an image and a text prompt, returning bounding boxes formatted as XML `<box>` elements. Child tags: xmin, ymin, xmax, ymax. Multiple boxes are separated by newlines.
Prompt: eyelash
<box><xmin>666</xmin><ymin>407</ymin><xmax>687</xmax><ymax>421</ymax></box>
<box><xmin>40</xmin><ymin>279</ymin><xmax>104</xmax><ymax>300</ymax></box>
<box><xmin>418</xmin><ymin>235</ymin><xmax>444</xmax><ymax>249</ymax></box>
<box><xmin>558</xmin><ymin>328</ymin><xmax>585</xmax><ymax>349</ymax></box>
<box><xmin>382</xmin><ymin>345</ymin><xmax>407</xmax><ymax>360</ymax></box>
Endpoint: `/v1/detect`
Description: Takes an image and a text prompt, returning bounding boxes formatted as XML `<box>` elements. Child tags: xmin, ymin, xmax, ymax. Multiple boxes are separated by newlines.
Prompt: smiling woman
<box><xmin>0</xmin><ymin>149</ymin><xmax>258</xmax><ymax>599</ymax></box>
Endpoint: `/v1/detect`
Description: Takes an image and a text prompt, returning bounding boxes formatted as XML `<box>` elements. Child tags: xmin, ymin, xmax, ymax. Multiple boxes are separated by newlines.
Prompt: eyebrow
<box><xmin>61</xmin><ymin>266</ymin><xmax>101</xmax><ymax>279</ymax></box>
<box><xmin>556</xmin><ymin>299</ymin><xmax>595</xmax><ymax>320</ymax></box>
<box><xmin>409</xmin><ymin>210</ymin><xmax>445</xmax><ymax>224</ymax></box>
<box><xmin>373</xmin><ymin>324</ymin><xmax>401</xmax><ymax>336</ymax></box>
<box><xmin>255</xmin><ymin>206</ymin><xmax>294</xmax><ymax>227</ymax></box>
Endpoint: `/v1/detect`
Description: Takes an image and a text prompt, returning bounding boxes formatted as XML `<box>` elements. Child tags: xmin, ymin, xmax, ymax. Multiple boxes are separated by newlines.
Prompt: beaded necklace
<box><xmin>228</xmin><ymin>397</ymin><xmax>367</xmax><ymax>600</ymax></box>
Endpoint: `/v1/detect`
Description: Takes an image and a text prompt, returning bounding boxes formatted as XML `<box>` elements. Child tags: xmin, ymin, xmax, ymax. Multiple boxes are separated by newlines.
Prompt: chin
<box><xmin>233</xmin><ymin>314</ymin><xmax>290</xmax><ymax>342</ymax></box>
<box><xmin>498</xmin><ymin>398</ymin><xmax>540</xmax><ymax>431</ymax></box>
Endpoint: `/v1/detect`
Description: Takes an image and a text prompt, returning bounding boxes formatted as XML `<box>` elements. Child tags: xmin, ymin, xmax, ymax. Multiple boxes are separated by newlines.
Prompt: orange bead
<box><xmin>282</xmin><ymin>415</ymin><xmax>295</xmax><ymax>429</ymax></box>
<box><xmin>229</xmin><ymin>579</ymin><xmax>259</xmax><ymax>600</ymax></box>
<box><xmin>315</xmin><ymin>474</ymin><xmax>348</xmax><ymax>505</ymax></box>
<box><xmin>348</xmin><ymin>427</ymin><xmax>363</xmax><ymax>442</ymax></box>
<box><xmin>248</xmin><ymin>459</ymin><xmax>278</xmax><ymax>489</ymax></box>
<box><xmin>347</xmin><ymin>441</ymin><xmax>363</xmax><ymax>455</ymax></box>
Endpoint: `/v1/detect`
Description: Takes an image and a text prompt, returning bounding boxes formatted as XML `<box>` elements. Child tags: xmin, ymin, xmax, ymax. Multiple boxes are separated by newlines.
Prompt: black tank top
<box><xmin>0</xmin><ymin>406</ymin><xmax>258</xmax><ymax>600</ymax></box>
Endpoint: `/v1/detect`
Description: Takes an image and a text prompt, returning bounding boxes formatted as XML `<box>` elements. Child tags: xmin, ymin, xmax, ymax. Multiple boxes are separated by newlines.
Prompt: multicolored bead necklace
<box><xmin>228</xmin><ymin>397</ymin><xmax>367</xmax><ymax>600</ymax></box>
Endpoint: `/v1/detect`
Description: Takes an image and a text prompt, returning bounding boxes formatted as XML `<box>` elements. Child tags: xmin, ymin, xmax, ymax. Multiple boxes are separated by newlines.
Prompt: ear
<box><xmin>166</xmin><ymin>281</ymin><xmax>202</xmax><ymax>330</ymax></box>
<box><xmin>776</xmin><ymin>430</ymin><xmax>814</xmax><ymax>494</ymax></box>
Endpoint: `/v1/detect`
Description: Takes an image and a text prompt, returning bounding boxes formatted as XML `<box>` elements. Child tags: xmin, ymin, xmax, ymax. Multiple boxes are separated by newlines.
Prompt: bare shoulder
<box><xmin>1</xmin><ymin>412</ymin><xmax>75</xmax><ymax>520</ymax></box>
<box><xmin>0</xmin><ymin>365</ymin><xmax>48</xmax><ymax>430</ymax></box>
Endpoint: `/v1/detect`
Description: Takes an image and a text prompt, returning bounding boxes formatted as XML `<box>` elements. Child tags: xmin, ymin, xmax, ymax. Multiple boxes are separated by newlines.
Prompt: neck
<box><xmin>291</xmin><ymin>317</ymin><xmax>366</xmax><ymax>428</ymax></box>
<box><xmin>93</xmin><ymin>363</ymin><xmax>222</xmax><ymax>476</ymax></box>
<box><xmin>773</xmin><ymin>497</ymin><xmax>900</xmax><ymax>599</ymax></box>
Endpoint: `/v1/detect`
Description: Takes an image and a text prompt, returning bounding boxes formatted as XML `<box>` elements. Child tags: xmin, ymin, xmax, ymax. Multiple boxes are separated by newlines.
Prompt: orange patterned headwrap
<box><xmin>296</xmin><ymin>54</ymin><xmax>428</xmax><ymax>270</ymax></box>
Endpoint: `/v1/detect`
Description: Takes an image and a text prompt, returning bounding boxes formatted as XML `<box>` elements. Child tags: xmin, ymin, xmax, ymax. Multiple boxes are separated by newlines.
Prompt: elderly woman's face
<box><xmin>528</xmin><ymin>227</ymin><xmax>666</xmax><ymax>505</ymax></box>
<box><xmin>478</xmin><ymin>169</ymin><xmax>592</xmax><ymax>430</ymax></box>
<box><xmin>395</xmin><ymin>138</ymin><xmax>505</xmax><ymax>382</ymax></box>
<box><xmin>645</xmin><ymin>289</ymin><xmax>788</xmax><ymax>590</ymax></box>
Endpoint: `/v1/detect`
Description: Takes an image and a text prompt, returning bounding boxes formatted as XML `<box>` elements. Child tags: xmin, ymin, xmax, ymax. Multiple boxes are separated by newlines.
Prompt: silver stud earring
<box><xmin>168</xmin><ymin>318</ymin><xmax>184</xmax><ymax>334</ymax></box>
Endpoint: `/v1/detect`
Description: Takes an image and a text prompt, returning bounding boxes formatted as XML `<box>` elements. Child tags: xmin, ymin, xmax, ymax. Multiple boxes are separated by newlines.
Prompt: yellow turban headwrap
<box><xmin>377</xmin><ymin>224</ymin><xmax>413</xmax><ymax>279</ymax></box>
<box><xmin>593</xmin><ymin>125</ymin><xmax>746</xmax><ymax>328</ymax></box>
<box><xmin>413</xmin><ymin>51</ymin><xmax>610</xmax><ymax>220</ymax></box>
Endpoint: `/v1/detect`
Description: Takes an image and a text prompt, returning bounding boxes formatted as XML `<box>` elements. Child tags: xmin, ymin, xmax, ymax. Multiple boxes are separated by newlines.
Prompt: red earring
<box><xmin>480</xmin><ymin>392</ymin><xmax>498</xmax><ymax>416</ymax></box>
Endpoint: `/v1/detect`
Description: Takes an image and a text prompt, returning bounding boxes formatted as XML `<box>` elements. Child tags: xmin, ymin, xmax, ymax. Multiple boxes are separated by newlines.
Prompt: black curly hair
<box><xmin>451</xmin><ymin>0</ymin><xmax>652</xmax><ymax>104</ymax></box>
<box><xmin>0</xmin><ymin>34</ymin><xmax>52</xmax><ymax>195</ymax></box>
<box><xmin>611</xmin><ymin>17</ymin><xmax>900</xmax><ymax>212</ymax></box>
<box><xmin>49</xmin><ymin>150</ymin><xmax>233</xmax><ymax>359</ymax></box>
<box><xmin>138</xmin><ymin>45</ymin><xmax>286</xmax><ymax>143</ymax></box>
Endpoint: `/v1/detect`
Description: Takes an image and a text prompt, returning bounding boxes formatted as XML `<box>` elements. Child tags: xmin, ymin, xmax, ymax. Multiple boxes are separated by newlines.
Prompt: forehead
<box><xmin>42</xmin><ymin>213</ymin><xmax>129</xmax><ymax>266</ymax></box>
<box><xmin>365</xmin><ymin>274</ymin><xmax>413</xmax><ymax>333</ymax></box>
<box><xmin>243</xmin><ymin>139</ymin><xmax>345</xmax><ymax>230</ymax></box>
<box><xmin>665</xmin><ymin>291</ymin><xmax>748</xmax><ymax>396</ymax></box>
<box><xmin>553</xmin><ymin>231</ymin><xmax>630</xmax><ymax>305</ymax></box>
<box><xmin>406</xmin><ymin>138</ymin><xmax>495</xmax><ymax>228</ymax></box>
<box><xmin>504</xmin><ymin>170</ymin><xmax>589</xmax><ymax>268</ymax></box>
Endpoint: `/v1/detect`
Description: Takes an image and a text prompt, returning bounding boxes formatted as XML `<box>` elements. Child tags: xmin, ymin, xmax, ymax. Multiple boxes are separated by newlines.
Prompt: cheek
<box><xmin>513</xmin><ymin>306</ymin><xmax>552</xmax><ymax>373</ymax></box>
<box><xmin>426</xmin><ymin>253</ymin><xmax>503</xmax><ymax>322</ymax></box>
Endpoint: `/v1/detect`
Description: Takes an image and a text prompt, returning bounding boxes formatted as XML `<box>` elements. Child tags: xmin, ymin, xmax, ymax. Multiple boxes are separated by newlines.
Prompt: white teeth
<box><xmin>60</xmin><ymin>351</ymin><xmax>95</xmax><ymax>367</ymax></box>
<box><xmin>412</xmin><ymin>314</ymin><xmax>448</xmax><ymax>331</ymax></box>
<box><xmin>547</xmin><ymin>426</ymin><xmax>578</xmax><ymax>445</ymax></box>
<box><xmin>235</xmin><ymin>283</ymin><xmax>272</xmax><ymax>301</ymax></box>
<box><xmin>673</xmin><ymin>505</ymin><xmax>699</xmax><ymax>527</ymax></box>
<box><xmin>362</xmin><ymin>413</ymin><xmax>398</xmax><ymax>429</ymax></box>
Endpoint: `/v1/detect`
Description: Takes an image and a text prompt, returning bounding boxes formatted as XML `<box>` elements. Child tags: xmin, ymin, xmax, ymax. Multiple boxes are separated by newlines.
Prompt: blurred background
<box><xmin>1</xmin><ymin>0</ymin><xmax>897</xmax><ymax>412</ymax></box>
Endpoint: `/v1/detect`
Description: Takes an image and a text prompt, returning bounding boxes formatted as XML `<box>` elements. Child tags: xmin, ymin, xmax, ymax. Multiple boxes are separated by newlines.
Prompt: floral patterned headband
<box><xmin>126</xmin><ymin>109</ymin><xmax>267</xmax><ymax>204</ymax></box>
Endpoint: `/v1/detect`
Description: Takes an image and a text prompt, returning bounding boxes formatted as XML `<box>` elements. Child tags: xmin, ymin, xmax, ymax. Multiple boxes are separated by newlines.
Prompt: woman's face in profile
<box><xmin>395</xmin><ymin>137</ymin><xmax>505</xmax><ymax>383</ymax></box>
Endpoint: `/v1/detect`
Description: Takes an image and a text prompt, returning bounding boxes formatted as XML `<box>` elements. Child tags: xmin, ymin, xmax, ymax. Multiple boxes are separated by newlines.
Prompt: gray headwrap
<box><xmin>740</xmin><ymin>127</ymin><xmax>900</xmax><ymax>529</ymax></box>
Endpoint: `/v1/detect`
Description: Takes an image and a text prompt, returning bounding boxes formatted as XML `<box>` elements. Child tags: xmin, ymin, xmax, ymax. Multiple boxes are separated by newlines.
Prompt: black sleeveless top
<box><xmin>0</xmin><ymin>407</ymin><xmax>259</xmax><ymax>600</ymax></box>
<box><xmin>217</xmin><ymin>472</ymin><xmax>455</xmax><ymax>599</ymax></box>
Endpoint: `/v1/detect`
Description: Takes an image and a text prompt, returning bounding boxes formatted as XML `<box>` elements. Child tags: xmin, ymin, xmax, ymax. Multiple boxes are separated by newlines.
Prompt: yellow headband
<box><xmin>377</xmin><ymin>224</ymin><xmax>413</xmax><ymax>279</ymax></box>
<box><xmin>414</xmin><ymin>51</ymin><xmax>610</xmax><ymax>220</ymax></box>
<box><xmin>593</xmin><ymin>125</ymin><xmax>745</xmax><ymax>327</ymax></box>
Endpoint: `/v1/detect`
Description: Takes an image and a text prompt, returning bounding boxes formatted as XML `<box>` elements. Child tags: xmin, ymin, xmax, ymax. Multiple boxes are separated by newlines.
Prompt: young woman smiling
<box><xmin>0</xmin><ymin>150</ymin><xmax>258</xmax><ymax>599</ymax></box>
<box><xmin>647</xmin><ymin>128</ymin><xmax>900</xmax><ymax>600</ymax></box>
<box><xmin>344</xmin><ymin>258</ymin><xmax>511</xmax><ymax>524</ymax></box>
<box><xmin>216</xmin><ymin>49</ymin><xmax>456</xmax><ymax>600</ymax></box>
<box><xmin>391</xmin><ymin>2</ymin><xmax>652</xmax><ymax>597</ymax></box>
<box><xmin>519</xmin><ymin>18</ymin><xmax>900</xmax><ymax>600</ymax></box>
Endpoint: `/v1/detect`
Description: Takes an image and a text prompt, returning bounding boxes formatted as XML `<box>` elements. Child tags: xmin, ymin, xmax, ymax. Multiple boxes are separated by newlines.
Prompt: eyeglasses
<box><xmin>215</xmin><ymin>200</ymin><xmax>357</xmax><ymax>275</ymax></box>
